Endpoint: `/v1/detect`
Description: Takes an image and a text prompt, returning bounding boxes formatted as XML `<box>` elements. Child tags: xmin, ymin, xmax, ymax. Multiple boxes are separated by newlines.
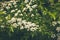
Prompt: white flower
<box><xmin>13</xmin><ymin>2</ymin><xmax>16</xmax><ymax>5</ymax></box>
<box><xmin>25</xmin><ymin>25</ymin><xmax>30</xmax><ymax>29</ymax></box>
<box><xmin>17</xmin><ymin>10</ymin><xmax>21</xmax><ymax>13</ymax></box>
<box><xmin>57</xmin><ymin>21</ymin><xmax>60</xmax><ymax>24</ymax></box>
<box><xmin>29</xmin><ymin>2</ymin><xmax>32</xmax><ymax>5</ymax></box>
<box><xmin>31</xmin><ymin>23</ymin><xmax>36</xmax><ymax>26</ymax></box>
<box><xmin>52</xmin><ymin>21</ymin><xmax>57</xmax><ymax>26</ymax></box>
<box><xmin>22</xmin><ymin>20</ymin><xmax>26</xmax><ymax>24</ymax></box>
<box><xmin>17</xmin><ymin>18</ymin><xmax>22</xmax><ymax>22</ymax></box>
<box><xmin>31</xmin><ymin>14</ymin><xmax>34</xmax><ymax>17</ymax></box>
<box><xmin>51</xmin><ymin>34</ymin><xmax>56</xmax><ymax>38</ymax></box>
<box><xmin>26</xmin><ymin>4</ymin><xmax>30</xmax><ymax>8</ymax></box>
<box><xmin>14</xmin><ymin>5</ymin><xmax>17</xmax><ymax>8</ymax></box>
<box><xmin>17</xmin><ymin>22</ymin><xmax>22</xmax><ymax>26</ymax></box>
<box><xmin>22</xmin><ymin>7</ymin><xmax>27</xmax><ymax>12</ymax></box>
<box><xmin>14</xmin><ymin>13</ymin><xmax>18</xmax><ymax>16</ymax></box>
<box><xmin>11</xmin><ymin>10</ymin><xmax>15</xmax><ymax>12</ymax></box>
<box><xmin>32</xmin><ymin>4</ymin><xmax>37</xmax><ymax>8</ymax></box>
<box><xmin>15</xmin><ymin>9</ymin><xmax>18</xmax><ymax>11</ymax></box>
<box><xmin>10</xmin><ymin>17</ymin><xmax>17</xmax><ymax>23</ymax></box>
<box><xmin>23</xmin><ymin>22</ymin><xmax>27</xmax><ymax>25</ymax></box>
<box><xmin>8</xmin><ymin>3</ymin><xmax>12</xmax><ymax>6</ymax></box>
<box><xmin>19</xmin><ymin>14</ymin><xmax>23</xmax><ymax>16</ymax></box>
<box><xmin>30</xmin><ymin>27</ymin><xmax>37</xmax><ymax>31</ymax></box>
<box><xmin>26</xmin><ymin>14</ymin><xmax>27</xmax><ymax>16</ymax></box>
<box><xmin>36</xmin><ymin>25</ymin><xmax>39</xmax><ymax>27</ymax></box>
<box><xmin>2</xmin><ymin>3</ymin><xmax>7</xmax><ymax>7</ymax></box>
<box><xmin>6</xmin><ymin>6</ymin><xmax>10</xmax><ymax>10</ymax></box>
<box><xmin>12</xmin><ymin>23</ymin><xmax>18</xmax><ymax>28</ymax></box>
<box><xmin>7</xmin><ymin>20</ymin><xmax>11</xmax><ymax>23</ymax></box>
<box><xmin>10</xmin><ymin>1</ymin><xmax>14</xmax><ymax>2</ymax></box>
<box><xmin>25</xmin><ymin>0</ymin><xmax>29</xmax><ymax>3</ymax></box>
<box><xmin>56</xmin><ymin>27</ymin><xmax>60</xmax><ymax>32</ymax></box>
<box><xmin>0</xmin><ymin>25</ymin><xmax>5</xmax><ymax>28</ymax></box>
<box><xmin>29</xmin><ymin>8</ymin><xmax>33</xmax><ymax>12</ymax></box>
<box><xmin>20</xmin><ymin>26</ymin><xmax>24</xmax><ymax>29</ymax></box>
<box><xmin>27</xmin><ymin>22</ymin><xmax>32</xmax><ymax>25</ymax></box>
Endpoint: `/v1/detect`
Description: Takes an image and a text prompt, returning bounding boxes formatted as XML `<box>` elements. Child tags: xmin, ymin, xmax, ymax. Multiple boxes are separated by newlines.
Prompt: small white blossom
<box><xmin>31</xmin><ymin>23</ymin><xmax>36</xmax><ymax>26</ymax></box>
<box><xmin>0</xmin><ymin>25</ymin><xmax>5</xmax><ymax>28</ymax></box>
<box><xmin>52</xmin><ymin>21</ymin><xmax>57</xmax><ymax>26</ymax></box>
<box><xmin>57</xmin><ymin>21</ymin><xmax>60</xmax><ymax>24</ymax></box>
<box><xmin>6</xmin><ymin>6</ymin><xmax>10</xmax><ymax>10</ymax></box>
<box><xmin>27</xmin><ymin>22</ymin><xmax>32</xmax><ymax>25</ymax></box>
<box><xmin>10</xmin><ymin>1</ymin><xmax>14</xmax><ymax>2</ymax></box>
<box><xmin>12</xmin><ymin>23</ymin><xmax>18</xmax><ymax>28</ymax></box>
<box><xmin>11</xmin><ymin>10</ymin><xmax>15</xmax><ymax>13</ymax></box>
<box><xmin>17</xmin><ymin>22</ymin><xmax>22</xmax><ymax>26</ymax></box>
<box><xmin>26</xmin><ymin>4</ymin><xmax>30</xmax><ymax>8</ymax></box>
<box><xmin>19</xmin><ymin>14</ymin><xmax>23</xmax><ymax>16</ymax></box>
<box><xmin>51</xmin><ymin>34</ymin><xmax>56</xmax><ymax>38</ymax></box>
<box><xmin>14</xmin><ymin>5</ymin><xmax>17</xmax><ymax>8</ymax></box>
<box><xmin>25</xmin><ymin>25</ymin><xmax>30</xmax><ymax>29</ymax></box>
<box><xmin>2</xmin><ymin>3</ymin><xmax>7</xmax><ymax>7</ymax></box>
<box><xmin>25</xmin><ymin>0</ymin><xmax>29</xmax><ymax>3</ymax></box>
<box><xmin>20</xmin><ymin>26</ymin><xmax>24</xmax><ymax>29</ymax></box>
<box><xmin>56</xmin><ymin>27</ymin><xmax>60</xmax><ymax>32</ymax></box>
<box><xmin>26</xmin><ymin>14</ymin><xmax>27</xmax><ymax>16</ymax></box>
<box><xmin>17</xmin><ymin>10</ymin><xmax>21</xmax><ymax>13</ymax></box>
<box><xmin>7</xmin><ymin>20</ymin><xmax>11</xmax><ymax>23</ymax></box>
<box><xmin>17</xmin><ymin>18</ymin><xmax>22</xmax><ymax>22</ymax></box>
<box><xmin>22</xmin><ymin>7</ymin><xmax>27</xmax><ymax>12</ymax></box>
<box><xmin>22</xmin><ymin>20</ymin><xmax>26</xmax><ymax>24</ymax></box>
<box><xmin>13</xmin><ymin>2</ymin><xmax>16</xmax><ymax>5</ymax></box>
<box><xmin>29</xmin><ymin>2</ymin><xmax>32</xmax><ymax>5</ymax></box>
<box><xmin>32</xmin><ymin>4</ymin><xmax>37</xmax><ymax>8</ymax></box>
<box><xmin>10</xmin><ymin>17</ymin><xmax>17</xmax><ymax>23</ymax></box>
<box><xmin>14</xmin><ymin>13</ymin><xmax>19</xmax><ymax>16</ymax></box>
<box><xmin>30</xmin><ymin>27</ymin><xmax>37</xmax><ymax>31</ymax></box>
<box><xmin>29</xmin><ymin>8</ymin><xmax>33</xmax><ymax>12</ymax></box>
<box><xmin>15</xmin><ymin>9</ymin><xmax>18</xmax><ymax>11</ymax></box>
<box><xmin>31</xmin><ymin>14</ymin><xmax>34</xmax><ymax>17</ymax></box>
<box><xmin>8</xmin><ymin>3</ymin><xmax>12</xmax><ymax>6</ymax></box>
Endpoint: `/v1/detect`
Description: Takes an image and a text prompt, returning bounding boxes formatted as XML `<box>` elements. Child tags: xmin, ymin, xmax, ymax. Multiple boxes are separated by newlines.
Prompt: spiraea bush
<box><xmin>0</xmin><ymin>0</ymin><xmax>60</xmax><ymax>40</ymax></box>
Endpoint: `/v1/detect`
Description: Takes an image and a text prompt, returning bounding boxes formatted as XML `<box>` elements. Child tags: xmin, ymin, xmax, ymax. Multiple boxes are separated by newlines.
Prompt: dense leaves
<box><xmin>0</xmin><ymin>0</ymin><xmax>60</xmax><ymax>40</ymax></box>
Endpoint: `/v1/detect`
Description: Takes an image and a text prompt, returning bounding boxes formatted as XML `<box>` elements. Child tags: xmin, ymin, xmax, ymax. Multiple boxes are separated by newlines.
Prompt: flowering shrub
<box><xmin>0</xmin><ymin>0</ymin><xmax>60</xmax><ymax>40</ymax></box>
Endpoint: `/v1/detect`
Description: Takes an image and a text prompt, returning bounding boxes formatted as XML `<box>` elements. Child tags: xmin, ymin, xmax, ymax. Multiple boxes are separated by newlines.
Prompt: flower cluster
<box><xmin>7</xmin><ymin>17</ymin><xmax>39</xmax><ymax>31</ymax></box>
<box><xmin>22</xmin><ymin>4</ymin><xmax>37</xmax><ymax>12</ymax></box>
<box><xmin>52</xmin><ymin>21</ymin><xmax>60</xmax><ymax>26</ymax></box>
<box><xmin>0</xmin><ymin>0</ymin><xmax>59</xmax><ymax>39</ymax></box>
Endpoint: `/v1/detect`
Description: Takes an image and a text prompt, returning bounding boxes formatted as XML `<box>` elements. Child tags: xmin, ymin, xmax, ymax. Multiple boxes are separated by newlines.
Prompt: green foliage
<box><xmin>0</xmin><ymin>0</ymin><xmax>60</xmax><ymax>40</ymax></box>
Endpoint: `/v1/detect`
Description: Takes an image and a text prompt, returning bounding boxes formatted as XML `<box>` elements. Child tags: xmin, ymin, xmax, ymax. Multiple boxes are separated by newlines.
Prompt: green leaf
<box><xmin>48</xmin><ymin>12</ymin><xmax>57</xmax><ymax>20</ymax></box>
<box><xmin>0</xmin><ymin>11</ymin><xmax>6</xmax><ymax>14</ymax></box>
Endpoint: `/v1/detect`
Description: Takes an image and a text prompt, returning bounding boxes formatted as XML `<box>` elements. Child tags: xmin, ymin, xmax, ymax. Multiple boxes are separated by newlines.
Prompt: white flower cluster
<box><xmin>52</xmin><ymin>21</ymin><xmax>57</xmax><ymax>26</ymax></box>
<box><xmin>7</xmin><ymin>17</ymin><xmax>39</xmax><ymax>31</ymax></box>
<box><xmin>51</xmin><ymin>34</ymin><xmax>56</xmax><ymax>38</ymax></box>
<box><xmin>24</xmin><ymin>0</ymin><xmax>36</xmax><ymax>4</ymax></box>
<box><xmin>23</xmin><ymin>0</ymin><xmax>38</xmax><ymax>12</ymax></box>
<box><xmin>22</xmin><ymin>4</ymin><xmax>37</xmax><ymax>12</ymax></box>
<box><xmin>56</xmin><ymin>27</ymin><xmax>60</xmax><ymax>32</ymax></box>
<box><xmin>0</xmin><ymin>0</ymin><xmax>39</xmax><ymax>32</ymax></box>
<box><xmin>1</xmin><ymin>1</ymin><xmax>18</xmax><ymax>10</ymax></box>
<box><xmin>52</xmin><ymin>21</ymin><xmax>60</xmax><ymax>26</ymax></box>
